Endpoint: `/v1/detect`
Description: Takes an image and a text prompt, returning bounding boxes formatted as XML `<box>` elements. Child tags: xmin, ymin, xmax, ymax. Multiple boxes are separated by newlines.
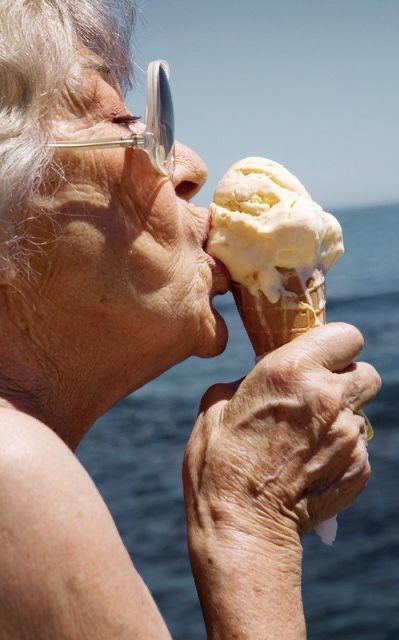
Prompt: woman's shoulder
<box><xmin>0</xmin><ymin>406</ymin><xmax>110</xmax><ymax>531</ymax></box>
<box><xmin>0</xmin><ymin>406</ymin><xmax>73</xmax><ymax>464</ymax></box>
<box><xmin>0</xmin><ymin>407</ymin><xmax>76</xmax><ymax>490</ymax></box>
<box><xmin>0</xmin><ymin>407</ymin><xmax>91</xmax><ymax>500</ymax></box>
<box><xmin>0</xmin><ymin>407</ymin><xmax>161</xmax><ymax>638</ymax></box>
<box><xmin>0</xmin><ymin>406</ymin><xmax>109</xmax><ymax>549</ymax></box>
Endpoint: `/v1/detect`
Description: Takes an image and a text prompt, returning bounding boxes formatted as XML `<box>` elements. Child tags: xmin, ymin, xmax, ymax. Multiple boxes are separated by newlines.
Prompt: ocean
<box><xmin>77</xmin><ymin>203</ymin><xmax>399</xmax><ymax>639</ymax></box>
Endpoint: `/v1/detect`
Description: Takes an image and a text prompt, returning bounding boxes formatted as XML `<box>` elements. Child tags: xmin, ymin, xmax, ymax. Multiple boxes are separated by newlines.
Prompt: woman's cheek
<box><xmin>128</xmin><ymin>234</ymin><xmax>177</xmax><ymax>293</ymax></box>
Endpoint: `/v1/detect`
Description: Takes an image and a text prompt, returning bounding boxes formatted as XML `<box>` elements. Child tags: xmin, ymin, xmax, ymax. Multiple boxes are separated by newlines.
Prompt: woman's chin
<box><xmin>195</xmin><ymin>304</ymin><xmax>229</xmax><ymax>359</ymax></box>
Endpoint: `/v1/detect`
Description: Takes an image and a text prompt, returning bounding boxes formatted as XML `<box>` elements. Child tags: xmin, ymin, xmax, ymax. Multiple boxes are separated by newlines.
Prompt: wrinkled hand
<box><xmin>184</xmin><ymin>323</ymin><xmax>381</xmax><ymax>550</ymax></box>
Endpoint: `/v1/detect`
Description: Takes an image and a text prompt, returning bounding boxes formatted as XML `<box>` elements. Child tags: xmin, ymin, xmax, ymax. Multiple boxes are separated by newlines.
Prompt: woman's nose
<box><xmin>172</xmin><ymin>142</ymin><xmax>208</xmax><ymax>201</ymax></box>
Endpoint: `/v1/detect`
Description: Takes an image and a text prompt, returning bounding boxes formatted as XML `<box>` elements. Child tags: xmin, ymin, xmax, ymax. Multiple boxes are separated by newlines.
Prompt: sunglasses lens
<box><xmin>158</xmin><ymin>65</ymin><xmax>175</xmax><ymax>169</ymax></box>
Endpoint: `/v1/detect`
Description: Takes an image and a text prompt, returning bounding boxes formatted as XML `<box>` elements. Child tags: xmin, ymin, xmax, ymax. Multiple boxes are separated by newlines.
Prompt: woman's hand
<box><xmin>183</xmin><ymin>323</ymin><xmax>381</xmax><ymax>639</ymax></box>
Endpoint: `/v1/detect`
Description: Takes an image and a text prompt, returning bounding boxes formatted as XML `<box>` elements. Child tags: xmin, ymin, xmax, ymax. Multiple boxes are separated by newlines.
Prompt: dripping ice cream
<box><xmin>206</xmin><ymin>156</ymin><xmax>344</xmax><ymax>356</ymax></box>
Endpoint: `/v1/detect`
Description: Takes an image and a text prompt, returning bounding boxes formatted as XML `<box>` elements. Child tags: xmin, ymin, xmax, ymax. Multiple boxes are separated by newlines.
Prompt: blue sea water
<box><xmin>78</xmin><ymin>204</ymin><xmax>399</xmax><ymax>639</ymax></box>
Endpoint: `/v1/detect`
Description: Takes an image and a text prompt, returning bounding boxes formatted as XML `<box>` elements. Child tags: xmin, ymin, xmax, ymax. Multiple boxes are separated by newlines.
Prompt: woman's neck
<box><xmin>0</xmin><ymin>287</ymin><xmax>136</xmax><ymax>450</ymax></box>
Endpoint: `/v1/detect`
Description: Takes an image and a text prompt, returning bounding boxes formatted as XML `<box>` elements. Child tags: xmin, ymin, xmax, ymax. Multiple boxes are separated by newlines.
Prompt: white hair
<box><xmin>0</xmin><ymin>0</ymin><xmax>136</xmax><ymax>269</ymax></box>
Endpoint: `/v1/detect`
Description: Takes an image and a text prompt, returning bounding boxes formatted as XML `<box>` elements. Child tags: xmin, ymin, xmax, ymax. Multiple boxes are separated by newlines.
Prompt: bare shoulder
<box><xmin>0</xmin><ymin>406</ymin><xmax>87</xmax><ymax>477</ymax></box>
<box><xmin>0</xmin><ymin>408</ymin><xmax>170</xmax><ymax>640</ymax></box>
<box><xmin>0</xmin><ymin>408</ymin><xmax>106</xmax><ymax>524</ymax></box>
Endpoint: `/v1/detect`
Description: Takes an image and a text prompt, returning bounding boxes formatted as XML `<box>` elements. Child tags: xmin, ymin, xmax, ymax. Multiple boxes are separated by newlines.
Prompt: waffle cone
<box><xmin>231</xmin><ymin>269</ymin><xmax>326</xmax><ymax>357</ymax></box>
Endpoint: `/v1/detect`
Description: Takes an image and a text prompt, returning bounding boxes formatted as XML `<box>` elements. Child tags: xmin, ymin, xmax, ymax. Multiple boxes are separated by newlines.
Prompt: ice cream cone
<box><xmin>231</xmin><ymin>268</ymin><xmax>326</xmax><ymax>357</ymax></box>
<box><xmin>206</xmin><ymin>157</ymin><xmax>354</xmax><ymax>545</ymax></box>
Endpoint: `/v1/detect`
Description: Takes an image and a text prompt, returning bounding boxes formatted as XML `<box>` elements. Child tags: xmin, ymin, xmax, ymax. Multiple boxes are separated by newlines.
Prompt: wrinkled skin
<box><xmin>184</xmin><ymin>324</ymin><xmax>381</xmax><ymax>639</ymax></box>
<box><xmin>0</xmin><ymin>57</ymin><xmax>229</xmax><ymax>445</ymax></box>
<box><xmin>185</xmin><ymin>324</ymin><xmax>381</xmax><ymax>545</ymax></box>
<box><xmin>0</xmin><ymin>51</ymin><xmax>382</xmax><ymax>640</ymax></box>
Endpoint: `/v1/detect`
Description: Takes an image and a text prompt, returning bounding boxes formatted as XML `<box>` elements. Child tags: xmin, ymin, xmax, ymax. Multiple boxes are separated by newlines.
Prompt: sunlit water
<box><xmin>78</xmin><ymin>204</ymin><xmax>399</xmax><ymax>639</ymax></box>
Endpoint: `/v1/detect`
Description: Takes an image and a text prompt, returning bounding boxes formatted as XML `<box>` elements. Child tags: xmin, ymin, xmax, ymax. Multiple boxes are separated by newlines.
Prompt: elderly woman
<box><xmin>0</xmin><ymin>1</ymin><xmax>381</xmax><ymax>639</ymax></box>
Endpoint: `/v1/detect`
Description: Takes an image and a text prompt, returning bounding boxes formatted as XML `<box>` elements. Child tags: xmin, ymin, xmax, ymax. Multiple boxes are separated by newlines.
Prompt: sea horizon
<box><xmin>78</xmin><ymin>202</ymin><xmax>399</xmax><ymax>640</ymax></box>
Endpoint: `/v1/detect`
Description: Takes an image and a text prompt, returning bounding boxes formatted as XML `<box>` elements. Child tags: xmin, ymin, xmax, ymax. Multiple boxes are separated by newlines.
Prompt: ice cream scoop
<box><xmin>206</xmin><ymin>156</ymin><xmax>344</xmax><ymax>306</ymax></box>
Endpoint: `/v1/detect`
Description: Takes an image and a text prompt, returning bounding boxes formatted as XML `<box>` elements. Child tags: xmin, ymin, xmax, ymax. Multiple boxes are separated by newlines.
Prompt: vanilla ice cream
<box><xmin>206</xmin><ymin>157</ymin><xmax>344</xmax><ymax>303</ymax></box>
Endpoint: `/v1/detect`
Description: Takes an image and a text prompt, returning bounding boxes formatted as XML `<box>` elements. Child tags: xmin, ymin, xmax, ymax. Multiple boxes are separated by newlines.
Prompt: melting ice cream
<box><xmin>206</xmin><ymin>157</ymin><xmax>344</xmax><ymax>304</ymax></box>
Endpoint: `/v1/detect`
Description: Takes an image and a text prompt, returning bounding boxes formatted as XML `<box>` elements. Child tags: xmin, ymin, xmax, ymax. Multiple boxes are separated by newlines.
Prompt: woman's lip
<box><xmin>197</xmin><ymin>208</ymin><xmax>231</xmax><ymax>291</ymax></box>
<box><xmin>202</xmin><ymin>250</ymin><xmax>232</xmax><ymax>292</ymax></box>
<box><xmin>197</xmin><ymin>207</ymin><xmax>212</xmax><ymax>249</ymax></box>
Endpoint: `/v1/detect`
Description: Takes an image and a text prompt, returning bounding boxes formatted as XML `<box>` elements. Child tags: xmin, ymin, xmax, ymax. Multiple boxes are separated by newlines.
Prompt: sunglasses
<box><xmin>48</xmin><ymin>60</ymin><xmax>175</xmax><ymax>177</ymax></box>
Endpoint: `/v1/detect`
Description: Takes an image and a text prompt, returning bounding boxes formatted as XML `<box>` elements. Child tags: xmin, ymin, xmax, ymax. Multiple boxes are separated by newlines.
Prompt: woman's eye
<box><xmin>112</xmin><ymin>115</ymin><xmax>141</xmax><ymax>128</ymax></box>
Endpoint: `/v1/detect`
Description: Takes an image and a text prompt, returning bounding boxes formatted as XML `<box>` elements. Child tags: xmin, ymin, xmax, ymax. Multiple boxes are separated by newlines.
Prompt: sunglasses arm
<box><xmin>47</xmin><ymin>132</ymin><xmax>156</xmax><ymax>152</ymax></box>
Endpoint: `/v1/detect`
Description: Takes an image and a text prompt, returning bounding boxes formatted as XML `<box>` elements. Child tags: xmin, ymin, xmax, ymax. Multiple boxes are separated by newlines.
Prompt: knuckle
<box><xmin>334</xmin><ymin>412</ymin><xmax>361</xmax><ymax>446</ymax></box>
<box><xmin>351</xmin><ymin>441</ymin><xmax>370</xmax><ymax>477</ymax></box>
<box><xmin>345</xmin><ymin>375</ymin><xmax>364</xmax><ymax>405</ymax></box>
<box><xmin>264</xmin><ymin>349</ymin><xmax>302</xmax><ymax>387</ymax></box>
<box><xmin>333</xmin><ymin>322</ymin><xmax>364</xmax><ymax>352</ymax></box>
<box><xmin>345</xmin><ymin>363</ymin><xmax>382</xmax><ymax>409</ymax></box>
<box><xmin>373</xmin><ymin>371</ymin><xmax>383</xmax><ymax>393</ymax></box>
<box><xmin>343</xmin><ymin>429</ymin><xmax>361</xmax><ymax>453</ymax></box>
<box><xmin>363</xmin><ymin>363</ymin><xmax>382</xmax><ymax>394</ymax></box>
<box><xmin>361</xmin><ymin>457</ymin><xmax>372</xmax><ymax>484</ymax></box>
<box><xmin>309</xmin><ymin>375</ymin><xmax>343</xmax><ymax>414</ymax></box>
<box><xmin>352</xmin><ymin>452</ymin><xmax>371</xmax><ymax>493</ymax></box>
<box><xmin>338</xmin><ymin>444</ymin><xmax>370</xmax><ymax>497</ymax></box>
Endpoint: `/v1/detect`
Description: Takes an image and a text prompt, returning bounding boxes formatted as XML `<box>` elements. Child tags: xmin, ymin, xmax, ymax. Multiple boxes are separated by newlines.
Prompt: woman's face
<box><xmin>28</xmin><ymin>58</ymin><xmax>230</xmax><ymax>392</ymax></box>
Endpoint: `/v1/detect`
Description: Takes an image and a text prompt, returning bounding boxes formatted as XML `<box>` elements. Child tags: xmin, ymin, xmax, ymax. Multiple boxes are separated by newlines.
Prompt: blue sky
<box><xmin>127</xmin><ymin>0</ymin><xmax>399</xmax><ymax>210</ymax></box>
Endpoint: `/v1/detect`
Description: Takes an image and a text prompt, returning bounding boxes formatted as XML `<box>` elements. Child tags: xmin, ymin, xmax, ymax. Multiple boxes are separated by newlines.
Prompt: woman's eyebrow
<box><xmin>82</xmin><ymin>59</ymin><xmax>123</xmax><ymax>99</ymax></box>
<box><xmin>82</xmin><ymin>60</ymin><xmax>112</xmax><ymax>79</ymax></box>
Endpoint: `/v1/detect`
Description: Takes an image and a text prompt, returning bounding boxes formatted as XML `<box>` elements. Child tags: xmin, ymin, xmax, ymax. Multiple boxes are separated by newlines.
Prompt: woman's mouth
<box><xmin>202</xmin><ymin>251</ymin><xmax>231</xmax><ymax>287</ymax></box>
<box><xmin>199</xmin><ymin>208</ymin><xmax>212</xmax><ymax>249</ymax></box>
<box><xmin>200</xmin><ymin>211</ymin><xmax>231</xmax><ymax>294</ymax></box>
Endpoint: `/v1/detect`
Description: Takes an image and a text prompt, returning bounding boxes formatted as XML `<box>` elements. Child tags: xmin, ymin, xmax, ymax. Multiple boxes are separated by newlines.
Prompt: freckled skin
<box><xmin>0</xmin><ymin>55</ymin><xmax>381</xmax><ymax>640</ymax></box>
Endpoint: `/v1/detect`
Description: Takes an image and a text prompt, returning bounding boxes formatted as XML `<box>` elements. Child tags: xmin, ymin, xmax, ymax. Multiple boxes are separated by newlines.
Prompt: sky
<box><xmin>126</xmin><ymin>0</ymin><xmax>399</xmax><ymax>210</ymax></box>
